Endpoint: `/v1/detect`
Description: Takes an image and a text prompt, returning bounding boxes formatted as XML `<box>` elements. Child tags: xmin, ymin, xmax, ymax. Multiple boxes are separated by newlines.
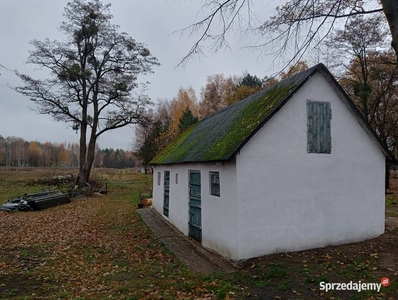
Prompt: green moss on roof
<box><xmin>151</xmin><ymin>124</ymin><xmax>198</xmax><ymax>163</ymax></box>
<box><xmin>204</xmin><ymin>84</ymin><xmax>297</xmax><ymax>161</ymax></box>
<box><xmin>150</xmin><ymin>65</ymin><xmax>319</xmax><ymax>165</ymax></box>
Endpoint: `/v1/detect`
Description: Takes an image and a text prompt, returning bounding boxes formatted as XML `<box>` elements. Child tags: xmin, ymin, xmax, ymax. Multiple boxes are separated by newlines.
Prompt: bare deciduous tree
<box><xmin>14</xmin><ymin>0</ymin><xmax>159</xmax><ymax>185</ymax></box>
<box><xmin>341</xmin><ymin>51</ymin><xmax>398</xmax><ymax>151</ymax></box>
<box><xmin>327</xmin><ymin>14</ymin><xmax>388</xmax><ymax>119</ymax></box>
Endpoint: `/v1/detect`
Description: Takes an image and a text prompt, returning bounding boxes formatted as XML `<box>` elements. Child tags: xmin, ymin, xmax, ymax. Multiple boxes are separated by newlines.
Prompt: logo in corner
<box><xmin>381</xmin><ymin>277</ymin><xmax>390</xmax><ymax>287</ymax></box>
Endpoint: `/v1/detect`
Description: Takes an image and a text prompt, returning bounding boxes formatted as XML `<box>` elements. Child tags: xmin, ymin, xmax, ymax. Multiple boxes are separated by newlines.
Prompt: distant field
<box><xmin>0</xmin><ymin>167</ymin><xmax>152</xmax><ymax>204</ymax></box>
<box><xmin>0</xmin><ymin>167</ymin><xmax>145</xmax><ymax>182</ymax></box>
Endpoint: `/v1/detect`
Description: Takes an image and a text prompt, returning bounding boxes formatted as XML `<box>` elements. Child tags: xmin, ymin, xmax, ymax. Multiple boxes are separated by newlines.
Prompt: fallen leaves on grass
<box><xmin>0</xmin><ymin>187</ymin><xmax>216</xmax><ymax>299</ymax></box>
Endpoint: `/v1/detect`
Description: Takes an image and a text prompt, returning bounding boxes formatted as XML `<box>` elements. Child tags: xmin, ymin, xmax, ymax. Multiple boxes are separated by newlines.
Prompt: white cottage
<box><xmin>150</xmin><ymin>64</ymin><xmax>395</xmax><ymax>261</ymax></box>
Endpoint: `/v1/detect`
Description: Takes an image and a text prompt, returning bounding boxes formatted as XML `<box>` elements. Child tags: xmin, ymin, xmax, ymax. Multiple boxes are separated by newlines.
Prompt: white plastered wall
<box><xmin>152</xmin><ymin>164</ymin><xmax>190</xmax><ymax>235</ymax></box>
<box><xmin>235</xmin><ymin>73</ymin><xmax>385</xmax><ymax>260</ymax></box>
<box><xmin>152</xmin><ymin>162</ymin><xmax>239</xmax><ymax>259</ymax></box>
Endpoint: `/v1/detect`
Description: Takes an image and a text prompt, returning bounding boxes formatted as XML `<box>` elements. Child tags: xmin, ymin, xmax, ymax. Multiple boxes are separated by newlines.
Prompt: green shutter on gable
<box><xmin>307</xmin><ymin>101</ymin><xmax>331</xmax><ymax>154</ymax></box>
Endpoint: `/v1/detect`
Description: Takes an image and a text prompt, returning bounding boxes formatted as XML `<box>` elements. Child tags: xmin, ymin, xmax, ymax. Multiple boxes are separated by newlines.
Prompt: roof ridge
<box><xmin>201</xmin><ymin>63</ymin><xmax>323</xmax><ymax>122</ymax></box>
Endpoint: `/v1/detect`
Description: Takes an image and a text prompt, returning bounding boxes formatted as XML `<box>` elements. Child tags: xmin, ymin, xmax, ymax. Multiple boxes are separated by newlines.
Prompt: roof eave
<box><xmin>150</xmin><ymin>158</ymin><xmax>233</xmax><ymax>166</ymax></box>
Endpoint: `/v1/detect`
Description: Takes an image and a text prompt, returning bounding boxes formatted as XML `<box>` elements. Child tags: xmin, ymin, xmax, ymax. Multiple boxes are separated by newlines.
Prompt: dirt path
<box><xmin>137</xmin><ymin>207</ymin><xmax>235</xmax><ymax>274</ymax></box>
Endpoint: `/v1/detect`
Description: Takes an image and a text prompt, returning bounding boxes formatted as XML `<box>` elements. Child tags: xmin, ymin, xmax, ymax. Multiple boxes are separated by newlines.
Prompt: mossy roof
<box><xmin>151</xmin><ymin>63</ymin><xmax>396</xmax><ymax>165</ymax></box>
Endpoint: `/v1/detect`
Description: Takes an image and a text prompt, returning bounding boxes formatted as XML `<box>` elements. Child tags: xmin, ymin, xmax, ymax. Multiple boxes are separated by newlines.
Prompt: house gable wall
<box><xmin>236</xmin><ymin>72</ymin><xmax>385</xmax><ymax>260</ymax></box>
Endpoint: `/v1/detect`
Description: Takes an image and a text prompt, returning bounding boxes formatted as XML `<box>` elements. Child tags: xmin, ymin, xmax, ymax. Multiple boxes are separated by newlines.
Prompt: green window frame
<box><xmin>307</xmin><ymin>100</ymin><xmax>332</xmax><ymax>154</ymax></box>
<box><xmin>210</xmin><ymin>171</ymin><xmax>220</xmax><ymax>197</ymax></box>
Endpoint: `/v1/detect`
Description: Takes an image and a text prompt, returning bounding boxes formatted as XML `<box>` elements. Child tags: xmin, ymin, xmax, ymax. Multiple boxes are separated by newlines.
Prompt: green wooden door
<box><xmin>163</xmin><ymin>171</ymin><xmax>170</xmax><ymax>217</ymax></box>
<box><xmin>189</xmin><ymin>171</ymin><xmax>201</xmax><ymax>241</ymax></box>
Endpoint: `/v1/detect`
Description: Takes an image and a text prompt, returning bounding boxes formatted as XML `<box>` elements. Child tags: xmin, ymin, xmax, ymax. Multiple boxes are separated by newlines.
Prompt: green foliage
<box><xmin>100</xmin><ymin>148</ymin><xmax>137</xmax><ymax>169</ymax></box>
<box><xmin>178</xmin><ymin>106</ymin><xmax>199</xmax><ymax>133</ymax></box>
<box><xmin>150</xmin><ymin>124</ymin><xmax>198</xmax><ymax>164</ymax></box>
<box><xmin>277</xmin><ymin>280</ymin><xmax>291</xmax><ymax>291</ymax></box>
<box><xmin>353</xmin><ymin>82</ymin><xmax>373</xmax><ymax>101</ymax></box>
<box><xmin>239</xmin><ymin>73</ymin><xmax>262</xmax><ymax>88</ymax></box>
<box><xmin>138</xmin><ymin>118</ymin><xmax>172</xmax><ymax>170</ymax></box>
<box><xmin>59</xmin><ymin>63</ymin><xmax>82</xmax><ymax>82</ymax></box>
<box><xmin>265</xmin><ymin>266</ymin><xmax>287</xmax><ymax>279</ymax></box>
<box><xmin>386</xmin><ymin>194</ymin><xmax>398</xmax><ymax>217</ymax></box>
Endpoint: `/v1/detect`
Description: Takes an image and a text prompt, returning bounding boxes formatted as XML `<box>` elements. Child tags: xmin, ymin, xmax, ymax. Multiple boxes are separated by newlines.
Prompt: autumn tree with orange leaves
<box><xmin>199</xmin><ymin>74</ymin><xmax>240</xmax><ymax>117</ymax></box>
<box><xmin>135</xmin><ymin>88</ymin><xmax>200</xmax><ymax>171</ymax></box>
<box><xmin>170</xmin><ymin>87</ymin><xmax>199</xmax><ymax>130</ymax></box>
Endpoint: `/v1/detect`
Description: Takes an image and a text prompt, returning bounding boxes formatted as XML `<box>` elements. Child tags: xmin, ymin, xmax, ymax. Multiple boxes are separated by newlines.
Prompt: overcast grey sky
<box><xmin>0</xmin><ymin>0</ymin><xmax>283</xmax><ymax>150</ymax></box>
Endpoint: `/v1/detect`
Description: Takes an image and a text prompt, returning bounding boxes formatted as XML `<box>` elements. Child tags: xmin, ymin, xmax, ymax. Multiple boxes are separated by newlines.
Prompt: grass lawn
<box><xmin>0</xmin><ymin>167</ymin><xmax>397</xmax><ymax>299</ymax></box>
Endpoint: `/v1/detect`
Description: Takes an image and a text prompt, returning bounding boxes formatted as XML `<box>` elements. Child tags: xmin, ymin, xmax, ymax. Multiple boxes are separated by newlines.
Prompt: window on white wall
<box><xmin>210</xmin><ymin>171</ymin><xmax>220</xmax><ymax>197</ymax></box>
<box><xmin>157</xmin><ymin>172</ymin><xmax>161</xmax><ymax>185</ymax></box>
<box><xmin>175</xmin><ymin>173</ymin><xmax>179</xmax><ymax>184</ymax></box>
<box><xmin>307</xmin><ymin>100</ymin><xmax>332</xmax><ymax>154</ymax></box>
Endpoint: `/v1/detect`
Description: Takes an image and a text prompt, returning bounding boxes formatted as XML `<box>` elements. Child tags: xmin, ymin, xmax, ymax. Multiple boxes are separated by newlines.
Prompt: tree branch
<box><xmin>178</xmin><ymin>0</ymin><xmax>387</xmax><ymax>68</ymax></box>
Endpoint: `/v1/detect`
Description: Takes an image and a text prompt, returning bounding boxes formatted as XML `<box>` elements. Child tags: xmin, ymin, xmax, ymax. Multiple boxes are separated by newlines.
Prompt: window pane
<box><xmin>210</xmin><ymin>172</ymin><xmax>220</xmax><ymax>197</ymax></box>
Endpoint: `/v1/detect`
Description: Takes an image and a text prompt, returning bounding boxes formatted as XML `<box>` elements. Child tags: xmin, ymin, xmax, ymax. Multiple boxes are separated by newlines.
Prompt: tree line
<box><xmin>0</xmin><ymin>135</ymin><xmax>138</xmax><ymax>169</ymax></box>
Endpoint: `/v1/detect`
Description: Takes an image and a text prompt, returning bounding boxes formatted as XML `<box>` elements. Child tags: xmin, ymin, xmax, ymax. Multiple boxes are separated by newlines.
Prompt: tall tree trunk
<box><xmin>386</xmin><ymin>159</ymin><xmax>391</xmax><ymax>191</ymax></box>
<box><xmin>81</xmin><ymin>88</ymin><xmax>99</xmax><ymax>185</ymax></box>
<box><xmin>84</xmin><ymin>137</ymin><xmax>97</xmax><ymax>184</ymax></box>
<box><xmin>78</xmin><ymin>57</ymin><xmax>89</xmax><ymax>187</ymax></box>
<box><xmin>78</xmin><ymin>122</ymin><xmax>87</xmax><ymax>187</ymax></box>
<box><xmin>78</xmin><ymin>98</ymin><xmax>88</xmax><ymax>187</ymax></box>
<box><xmin>381</xmin><ymin>0</ymin><xmax>398</xmax><ymax>59</ymax></box>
